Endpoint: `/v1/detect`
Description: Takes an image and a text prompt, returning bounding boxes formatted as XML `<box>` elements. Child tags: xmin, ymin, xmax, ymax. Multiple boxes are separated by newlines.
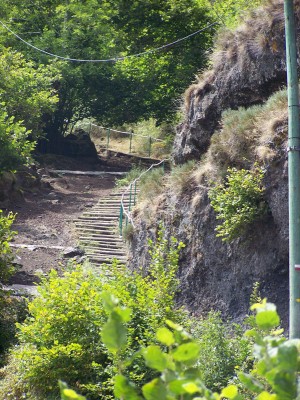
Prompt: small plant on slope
<box><xmin>208</xmin><ymin>166</ymin><xmax>268</xmax><ymax>242</ymax></box>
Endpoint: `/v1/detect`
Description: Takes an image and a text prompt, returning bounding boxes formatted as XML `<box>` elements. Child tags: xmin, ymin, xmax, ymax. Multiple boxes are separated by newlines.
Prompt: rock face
<box><xmin>173</xmin><ymin>0</ymin><xmax>299</xmax><ymax>164</ymax></box>
<box><xmin>129</xmin><ymin>157</ymin><xmax>289</xmax><ymax>327</ymax></box>
<box><xmin>128</xmin><ymin>0</ymin><xmax>293</xmax><ymax>327</ymax></box>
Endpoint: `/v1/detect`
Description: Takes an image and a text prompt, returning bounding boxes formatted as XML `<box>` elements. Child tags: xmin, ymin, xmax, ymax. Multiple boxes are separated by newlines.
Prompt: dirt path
<box><xmin>8</xmin><ymin>156</ymin><xmax>123</xmax><ymax>285</ymax></box>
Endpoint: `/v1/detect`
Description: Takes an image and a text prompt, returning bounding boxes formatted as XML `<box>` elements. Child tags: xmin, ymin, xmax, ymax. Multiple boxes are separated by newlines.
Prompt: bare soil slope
<box><xmin>8</xmin><ymin>156</ymin><xmax>118</xmax><ymax>285</ymax></box>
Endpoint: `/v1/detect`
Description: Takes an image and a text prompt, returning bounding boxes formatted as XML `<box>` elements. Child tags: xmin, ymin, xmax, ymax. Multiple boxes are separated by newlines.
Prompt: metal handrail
<box><xmin>119</xmin><ymin>159</ymin><xmax>169</xmax><ymax>237</ymax></box>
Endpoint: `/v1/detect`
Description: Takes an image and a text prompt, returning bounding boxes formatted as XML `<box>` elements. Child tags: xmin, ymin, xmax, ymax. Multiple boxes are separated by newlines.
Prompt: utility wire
<box><xmin>0</xmin><ymin>19</ymin><xmax>218</xmax><ymax>63</ymax></box>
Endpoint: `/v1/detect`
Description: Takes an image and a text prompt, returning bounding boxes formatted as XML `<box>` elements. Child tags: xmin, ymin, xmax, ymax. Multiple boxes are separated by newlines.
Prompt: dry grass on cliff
<box><xmin>182</xmin><ymin>0</ymin><xmax>293</xmax><ymax>116</ymax></box>
<box><xmin>192</xmin><ymin>88</ymin><xmax>288</xmax><ymax>186</ymax></box>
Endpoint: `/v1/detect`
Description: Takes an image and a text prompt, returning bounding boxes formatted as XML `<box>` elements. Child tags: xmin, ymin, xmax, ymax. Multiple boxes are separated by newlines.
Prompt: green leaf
<box><xmin>59</xmin><ymin>381</ymin><xmax>86</xmax><ymax>400</ymax></box>
<box><xmin>182</xmin><ymin>382</ymin><xmax>200</xmax><ymax>394</ymax></box>
<box><xmin>142</xmin><ymin>378</ymin><xmax>167</xmax><ymax>400</ymax></box>
<box><xmin>172</xmin><ymin>342</ymin><xmax>200</xmax><ymax>362</ymax></box>
<box><xmin>143</xmin><ymin>345</ymin><xmax>167</xmax><ymax>372</ymax></box>
<box><xmin>220</xmin><ymin>385</ymin><xmax>238</xmax><ymax>399</ymax></box>
<box><xmin>238</xmin><ymin>372</ymin><xmax>264</xmax><ymax>393</ymax></box>
<box><xmin>168</xmin><ymin>379</ymin><xmax>189</xmax><ymax>395</ymax></box>
<box><xmin>165</xmin><ymin>320</ymin><xmax>183</xmax><ymax>332</ymax></box>
<box><xmin>114</xmin><ymin>375</ymin><xmax>141</xmax><ymax>400</ymax></box>
<box><xmin>257</xmin><ymin>391</ymin><xmax>278</xmax><ymax>400</ymax></box>
<box><xmin>101</xmin><ymin>318</ymin><xmax>127</xmax><ymax>353</ymax></box>
<box><xmin>114</xmin><ymin>307</ymin><xmax>132</xmax><ymax>323</ymax></box>
<box><xmin>255</xmin><ymin>310</ymin><xmax>280</xmax><ymax>330</ymax></box>
<box><xmin>156</xmin><ymin>327</ymin><xmax>175</xmax><ymax>346</ymax></box>
<box><xmin>101</xmin><ymin>292</ymin><xmax>119</xmax><ymax>313</ymax></box>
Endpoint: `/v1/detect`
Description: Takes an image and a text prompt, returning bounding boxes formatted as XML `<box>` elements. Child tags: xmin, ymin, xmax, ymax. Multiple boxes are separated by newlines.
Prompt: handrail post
<box><xmin>134</xmin><ymin>181</ymin><xmax>137</xmax><ymax>206</ymax></box>
<box><xmin>106</xmin><ymin>128</ymin><xmax>110</xmax><ymax>150</ymax></box>
<box><xmin>129</xmin><ymin>131</ymin><xmax>133</xmax><ymax>153</ymax></box>
<box><xmin>129</xmin><ymin>183</ymin><xmax>132</xmax><ymax>211</ymax></box>
<box><xmin>148</xmin><ymin>136</ymin><xmax>152</xmax><ymax>157</ymax></box>
<box><xmin>119</xmin><ymin>203</ymin><xmax>123</xmax><ymax>236</ymax></box>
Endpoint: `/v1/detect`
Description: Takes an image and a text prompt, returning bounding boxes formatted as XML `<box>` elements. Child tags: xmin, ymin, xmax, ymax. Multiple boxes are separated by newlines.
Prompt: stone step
<box><xmin>77</xmin><ymin>227</ymin><xmax>115</xmax><ymax>233</ymax></box>
<box><xmin>75</xmin><ymin>217</ymin><xmax>118</xmax><ymax>222</ymax></box>
<box><xmin>88</xmin><ymin>255</ymin><xmax>127</xmax><ymax>262</ymax></box>
<box><xmin>75</xmin><ymin>220</ymin><xmax>115</xmax><ymax>229</ymax></box>
<box><xmin>82</xmin><ymin>209</ymin><xmax>122</xmax><ymax>215</ymax></box>
<box><xmin>77</xmin><ymin>215</ymin><xmax>117</xmax><ymax>220</ymax></box>
<box><xmin>85</xmin><ymin>244</ymin><xmax>124</xmax><ymax>251</ymax></box>
<box><xmin>80</xmin><ymin>235</ymin><xmax>123</xmax><ymax>241</ymax></box>
<box><xmin>86</xmin><ymin>249</ymin><xmax>125</xmax><ymax>256</ymax></box>
<box><xmin>83</xmin><ymin>241</ymin><xmax>123</xmax><ymax>247</ymax></box>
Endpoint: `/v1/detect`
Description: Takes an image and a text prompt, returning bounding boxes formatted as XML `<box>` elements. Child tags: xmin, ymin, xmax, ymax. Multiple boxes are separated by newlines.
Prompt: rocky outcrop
<box><xmin>128</xmin><ymin>0</ymin><xmax>294</xmax><ymax>327</ymax></box>
<box><xmin>129</xmin><ymin>156</ymin><xmax>289</xmax><ymax>327</ymax></box>
<box><xmin>0</xmin><ymin>166</ymin><xmax>40</xmax><ymax>207</ymax></box>
<box><xmin>173</xmin><ymin>0</ymin><xmax>298</xmax><ymax>164</ymax></box>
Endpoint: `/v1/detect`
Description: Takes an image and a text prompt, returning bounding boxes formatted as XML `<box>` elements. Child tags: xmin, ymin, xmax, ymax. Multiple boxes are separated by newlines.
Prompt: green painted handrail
<box><xmin>118</xmin><ymin>158</ymin><xmax>169</xmax><ymax>237</ymax></box>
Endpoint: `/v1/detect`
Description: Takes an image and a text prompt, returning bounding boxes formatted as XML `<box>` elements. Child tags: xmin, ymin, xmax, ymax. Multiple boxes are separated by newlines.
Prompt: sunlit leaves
<box><xmin>208</xmin><ymin>166</ymin><xmax>267</xmax><ymax>242</ymax></box>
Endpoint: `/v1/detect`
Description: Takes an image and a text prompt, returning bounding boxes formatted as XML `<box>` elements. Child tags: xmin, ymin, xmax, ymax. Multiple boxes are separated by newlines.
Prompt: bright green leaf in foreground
<box><xmin>101</xmin><ymin>318</ymin><xmax>127</xmax><ymax>353</ymax></box>
<box><xmin>142</xmin><ymin>378</ymin><xmax>167</xmax><ymax>400</ymax></box>
<box><xmin>172</xmin><ymin>342</ymin><xmax>200</xmax><ymax>362</ymax></box>
<box><xmin>156</xmin><ymin>327</ymin><xmax>175</xmax><ymax>346</ymax></box>
<box><xmin>114</xmin><ymin>375</ymin><xmax>141</xmax><ymax>400</ymax></box>
<box><xmin>143</xmin><ymin>345</ymin><xmax>167</xmax><ymax>372</ymax></box>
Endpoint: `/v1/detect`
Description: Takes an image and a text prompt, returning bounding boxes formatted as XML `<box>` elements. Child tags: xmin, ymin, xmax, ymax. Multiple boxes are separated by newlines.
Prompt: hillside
<box><xmin>128</xmin><ymin>0</ymin><xmax>293</xmax><ymax>327</ymax></box>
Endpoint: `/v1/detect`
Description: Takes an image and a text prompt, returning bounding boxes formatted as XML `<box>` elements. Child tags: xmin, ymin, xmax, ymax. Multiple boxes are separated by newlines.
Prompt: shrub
<box><xmin>61</xmin><ymin>299</ymin><xmax>294</xmax><ymax>400</ymax></box>
<box><xmin>0</xmin><ymin>232</ymin><xmax>184</xmax><ymax>400</ymax></box>
<box><xmin>0</xmin><ymin>111</ymin><xmax>35</xmax><ymax>172</ymax></box>
<box><xmin>0</xmin><ymin>210</ymin><xmax>16</xmax><ymax>283</ymax></box>
<box><xmin>208</xmin><ymin>166</ymin><xmax>268</xmax><ymax>241</ymax></box>
<box><xmin>191</xmin><ymin>312</ymin><xmax>251</xmax><ymax>391</ymax></box>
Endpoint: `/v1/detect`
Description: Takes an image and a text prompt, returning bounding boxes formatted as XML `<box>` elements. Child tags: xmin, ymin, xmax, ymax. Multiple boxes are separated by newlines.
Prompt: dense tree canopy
<box><xmin>0</xmin><ymin>0</ymin><xmax>265</xmax><ymax>142</ymax></box>
<box><xmin>0</xmin><ymin>0</ymin><xmax>215</xmax><ymax>137</ymax></box>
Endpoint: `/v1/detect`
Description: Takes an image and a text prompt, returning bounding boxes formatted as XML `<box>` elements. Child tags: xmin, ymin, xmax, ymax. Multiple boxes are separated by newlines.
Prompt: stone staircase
<box><xmin>75</xmin><ymin>190</ymin><xmax>130</xmax><ymax>267</ymax></box>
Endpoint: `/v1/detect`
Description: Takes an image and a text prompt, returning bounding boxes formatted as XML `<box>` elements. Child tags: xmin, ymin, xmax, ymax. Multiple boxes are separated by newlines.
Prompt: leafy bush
<box><xmin>207</xmin><ymin>0</ymin><xmax>263</xmax><ymax>29</ymax></box>
<box><xmin>0</xmin><ymin>211</ymin><xmax>25</xmax><ymax>367</ymax></box>
<box><xmin>0</xmin><ymin>48</ymin><xmax>59</xmax><ymax>137</ymax></box>
<box><xmin>0</xmin><ymin>232</ymin><xmax>184</xmax><ymax>400</ymax></box>
<box><xmin>0</xmin><ymin>210</ymin><xmax>16</xmax><ymax>282</ymax></box>
<box><xmin>61</xmin><ymin>298</ymin><xmax>295</xmax><ymax>400</ymax></box>
<box><xmin>0</xmin><ymin>111</ymin><xmax>35</xmax><ymax>171</ymax></box>
<box><xmin>191</xmin><ymin>312</ymin><xmax>251</xmax><ymax>392</ymax></box>
<box><xmin>208</xmin><ymin>166</ymin><xmax>268</xmax><ymax>241</ymax></box>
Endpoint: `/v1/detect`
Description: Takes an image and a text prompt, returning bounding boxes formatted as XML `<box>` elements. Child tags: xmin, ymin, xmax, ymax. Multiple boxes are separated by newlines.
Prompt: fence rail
<box><xmin>119</xmin><ymin>159</ymin><xmax>169</xmax><ymax>237</ymax></box>
<box><xmin>78</xmin><ymin>121</ymin><xmax>164</xmax><ymax>158</ymax></box>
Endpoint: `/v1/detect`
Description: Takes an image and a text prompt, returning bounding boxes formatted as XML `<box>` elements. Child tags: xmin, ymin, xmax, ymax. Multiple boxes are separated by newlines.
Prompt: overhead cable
<box><xmin>0</xmin><ymin>20</ymin><xmax>218</xmax><ymax>63</ymax></box>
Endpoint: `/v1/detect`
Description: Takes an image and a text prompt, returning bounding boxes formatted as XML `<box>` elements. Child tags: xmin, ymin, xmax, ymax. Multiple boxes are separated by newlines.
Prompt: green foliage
<box><xmin>208</xmin><ymin>166</ymin><xmax>268</xmax><ymax>241</ymax></box>
<box><xmin>0</xmin><ymin>210</ymin><xmax>16</xmax><ymax>282</ymax></box>
<box><xmin>0</xmin><ymin>211</ymin><xmax>23</xmax><ymax>367</ymax></box>
<box><xmin>116</xmin><ymin>167</ymin><xmax>145</xmax><ymax>188</ymax></box>
<box><xmin>2</xmin><ymin>0</ymin><xmax>214</xmax><ymax>132</ymax></box>
<box><xmin>61</xmin><ymin>299</ymin><xmax>300</xmax><ymax>400</ymax></box>
<box><xmin>0</xmin><ymin>48</ymin><xmax>59</xmax><ymax>137</ymax></box>
<box><xmin>206</xmin><ymin>0</ymin><xmax>264</xmax><ymax>29</ymax></box>
<box><xmin>0</xmin><ymin>232</ymin><xmax>184</xmax><ymax>399</ymax></box>
<box><xmin>0</xmin><ymin>111</ymin><xmax>35</xmax><ymax>171</ymax></box>
<box><xmin>139</xmin><ymin>168</ymin><xmax>165</xmax><ymax>201</ymax></box>
<box><xmin>191</xmin><ymin>312</ymin><xmax>251</xmax><ymax>391</ymax></box>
